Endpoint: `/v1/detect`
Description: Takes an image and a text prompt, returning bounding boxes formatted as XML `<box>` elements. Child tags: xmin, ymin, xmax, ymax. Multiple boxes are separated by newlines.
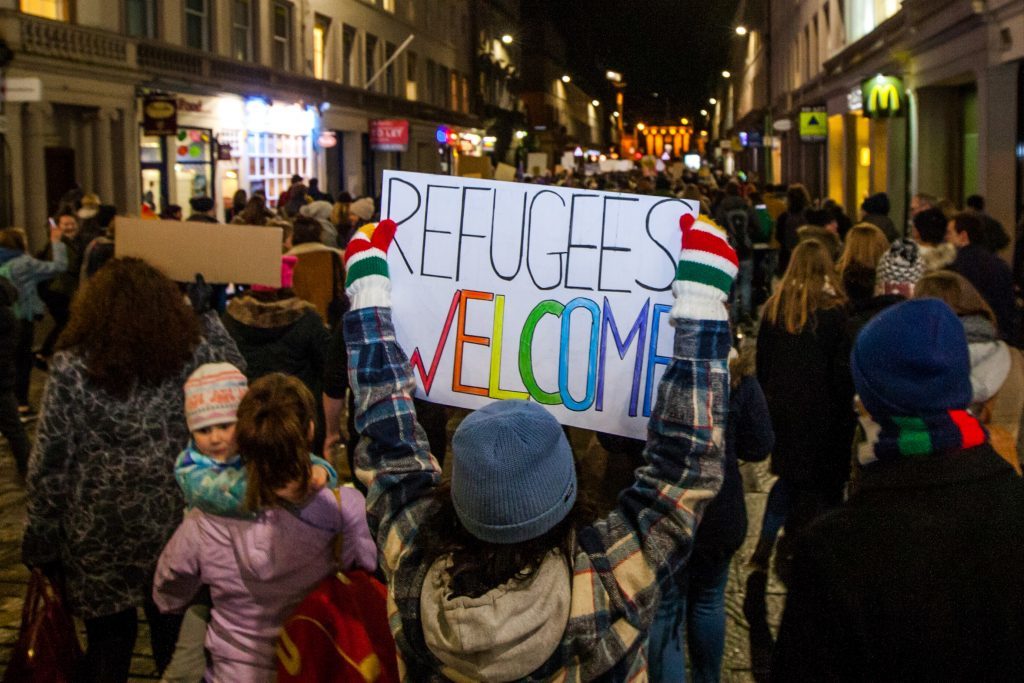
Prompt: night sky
<box><xmin>545</xmin><ymin>0</ymin><xmax>742</xmax><ymax>124</ymax></box>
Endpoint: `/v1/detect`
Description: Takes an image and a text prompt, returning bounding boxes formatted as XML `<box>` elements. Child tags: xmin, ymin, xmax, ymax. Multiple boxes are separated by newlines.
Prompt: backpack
<box><xmin>724</xmin><ymin>208</ymin><xmax>754</xmax><ymax>259</ymax></box>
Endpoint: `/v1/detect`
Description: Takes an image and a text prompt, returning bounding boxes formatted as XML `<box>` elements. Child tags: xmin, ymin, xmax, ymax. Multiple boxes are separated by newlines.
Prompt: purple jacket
<box><xmin>153</xmin><ymin>487</ymin><xmax>377</xmax><ymax>682</ymax></box>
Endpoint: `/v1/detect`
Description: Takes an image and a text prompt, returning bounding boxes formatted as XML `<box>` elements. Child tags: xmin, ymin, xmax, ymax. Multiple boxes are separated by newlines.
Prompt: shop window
<box><xmin>20</xmin><ymin>0</ymin><xmax>70</xmax><ymax>21</ymax></box>
<box><xmin>313</xmin><ymin>15</ymin><xmax>330</xmax><ymax>79</ymax></box>
<box><xmin>247</xmin><ymin>131</ymin><xmax>311</xmax><ymax>209</ymax></box>
<box><xmin>342</xmin><ymin>25</ymin><xmax>357</xmax><ymax>86</ymax></box>
<box><xmin>365</xmin><ymin>34</ymin><xmax>379</xmax><ymax>90</ymax></box>
<box><xmin>232</xmin><ymin>0</ymin><xmax>255</xmax><ymax>62</ymax></box>
<box><xmin>125</xmin><ymin>0</ymin><xmax>157</xmax><ymax>38</ymax></box>
<box><xmin>406</xmin><ymin>51</ymin><xmax>418</xmax><ymax>101</ymax></box>
<box><xmin>174</xmin><ymin>127</ymin><xmax>214</xmax><ymax>207</ymax></box>
<box><xmin>139</xmin><ymin>131</ymin><xmax>167</xmax><ymax>213</ymax></box>
<box><xmin>184</xmin><ymin>0</ymin><xmax>210</xmax><ymax>51</ymax></box>
<box><xmin>385</xmin><ymin>42</ymin><xmax>396</xmax><ymax>97</ymax></box>
<box><xmin>272</xmin><ymin>2</ymin><xmax>293</xmax><ymax>71</ymax></box>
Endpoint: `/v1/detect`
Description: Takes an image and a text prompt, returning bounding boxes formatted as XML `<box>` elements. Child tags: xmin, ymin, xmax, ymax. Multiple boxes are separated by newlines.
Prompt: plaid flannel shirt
<box><xmin>345</xmin><ymin>306</ymin><xmax>729</xmax><ymax>681</ymax></box>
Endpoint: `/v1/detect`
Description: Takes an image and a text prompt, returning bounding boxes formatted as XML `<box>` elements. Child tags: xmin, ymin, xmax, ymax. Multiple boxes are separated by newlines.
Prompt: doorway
<box><xmin>44</xmin><ymin>147</ymin><xmax>77</xmax><ymax>217</ymax></box>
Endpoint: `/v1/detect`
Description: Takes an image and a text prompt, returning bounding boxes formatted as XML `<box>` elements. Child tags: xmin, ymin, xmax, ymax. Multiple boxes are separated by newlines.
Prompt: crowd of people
<box><xmin>2</xmin><ymin>164</ymin><xmax>1023</xmax><ymax>682</ymax></box>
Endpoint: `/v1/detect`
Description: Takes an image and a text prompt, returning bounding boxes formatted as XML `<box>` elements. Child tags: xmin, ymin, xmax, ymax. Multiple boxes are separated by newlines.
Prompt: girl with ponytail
<box><xmin>153</xmin><ymin>373</ymin><xmax>377</xmax><ymax>682</ymax></box>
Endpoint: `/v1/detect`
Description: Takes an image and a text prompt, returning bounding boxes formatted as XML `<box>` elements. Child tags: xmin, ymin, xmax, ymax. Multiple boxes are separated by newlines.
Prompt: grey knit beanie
<box><xmin>451</xmin><ymin>400</ymin><xmax>577</xmax><ymax>544</ymax></box>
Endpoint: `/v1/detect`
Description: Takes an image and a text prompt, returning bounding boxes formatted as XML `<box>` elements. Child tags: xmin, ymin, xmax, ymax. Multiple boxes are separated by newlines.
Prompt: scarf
<box><xmin>858</xmin><ymin>408</ymin><xmax>987</xmax><ymax>465</ymax></box>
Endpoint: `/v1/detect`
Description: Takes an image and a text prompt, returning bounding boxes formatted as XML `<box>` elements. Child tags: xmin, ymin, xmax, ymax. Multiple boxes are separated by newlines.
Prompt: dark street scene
<box><xmin>0</xmin><ymin>0</ymin><xmax>1022</xmax><ymax>681</ymax></box>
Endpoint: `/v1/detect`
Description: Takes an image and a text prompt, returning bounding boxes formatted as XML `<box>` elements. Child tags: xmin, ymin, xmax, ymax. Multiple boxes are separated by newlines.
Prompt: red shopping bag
<box><xmin>3</xmin><ymin>568</ymin><xmax>82</xmax><ymax>683</ymax></box>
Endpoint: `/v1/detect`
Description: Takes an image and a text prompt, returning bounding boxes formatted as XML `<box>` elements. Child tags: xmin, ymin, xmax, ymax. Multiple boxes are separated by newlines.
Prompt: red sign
<box><xmin>370</xmin><ymin>119</ymin><xmax>409</xmax><ymax>152</ymax></box>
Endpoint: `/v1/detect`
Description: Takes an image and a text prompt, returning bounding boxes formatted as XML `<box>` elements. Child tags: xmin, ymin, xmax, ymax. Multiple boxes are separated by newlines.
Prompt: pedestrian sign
<box><xmin>799</xmin><ymin>107</ymin><xmax>827</xmax><ymax>142</ymax></box>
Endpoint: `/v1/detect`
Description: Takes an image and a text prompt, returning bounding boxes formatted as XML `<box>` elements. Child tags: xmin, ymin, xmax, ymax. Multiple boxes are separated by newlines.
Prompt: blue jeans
<box><xmin>758</xmin><ymin>476</ymin><xmax>796</xmax><ymax>548</ymax></box>
<box><xmin>647</xmin><ymin>552</ymin><xmax>732</xmax><ymax>683</ymax></box>
<box><xmin>730</xmin><ymin>258</ymin><xmax>754</xmax><ymax>322</ymax></box>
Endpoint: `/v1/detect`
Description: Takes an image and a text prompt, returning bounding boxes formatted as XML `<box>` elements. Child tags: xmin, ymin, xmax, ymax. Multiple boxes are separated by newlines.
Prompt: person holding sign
<box><xmin>342</xmin><ymin>213</ymin><xmax>736</xmax><ymax>680</ymax></box>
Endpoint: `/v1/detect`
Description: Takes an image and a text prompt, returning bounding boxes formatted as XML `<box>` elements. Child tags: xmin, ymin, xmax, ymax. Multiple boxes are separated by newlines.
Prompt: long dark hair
<box><xmin>417</xmin><ymin>480</ymin><xmax>595</xmax><ymax>599</ymax></box>
<box><xmin>57</xmin><ymin>258</ymin><xmax>201</xmax><ymax>396</ymax></box>
<box><xmin>236</xmin><ymin>373</ymin><xmax>316</xmax><ymax>511</ymax></box>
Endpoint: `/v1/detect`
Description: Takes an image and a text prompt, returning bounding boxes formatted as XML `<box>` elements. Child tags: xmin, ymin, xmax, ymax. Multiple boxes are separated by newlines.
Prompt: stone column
<box><xmin>24</xmin><ymin>102</ymin><xmax>52</xmax><ymax>250</ymax></box>
<box><xmin>4</xmin><ymin>103</ymin><xmax>26</xmax><ymax>230</ymax></box>
<box><xmin>93</xmin><ymin>107</ymin><xmax>116</xmax><ymax>205</ymax></box>
<box><xmin>78</xmin><ymin>111</ymin><xmax>95</xmax><ymax>195</ymax></box>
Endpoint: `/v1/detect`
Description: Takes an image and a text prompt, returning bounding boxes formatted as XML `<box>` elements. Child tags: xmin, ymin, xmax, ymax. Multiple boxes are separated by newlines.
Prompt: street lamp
<box><xmin>735</xmin><ymin>25</ymin><xmax>748</xmax><ymax>36</ymax></box>
<box><xmin>592</xmin><ymin>99</ymin><xmax>600</xmax><ymax>107</ymax></box>
<box><xmin>605</xmin><ymin>70</ymin><xmax>623</xmax><ymax>83</ymax></box>
<box><xmin>501</xmin><ymin>34</ymin><xmax>513</xmax><ymax>45</ymax></box>
<box><xmin>722</xmin><ymin>70</ymin><xmax>731</xmax><ymax>78</ymax></box>
<box><xmin>612</xmin><ymin>111</ymin><xmax>620</xmax><ymax>118</ymax></box>
<box><xmin>700</xmin><ymin>109</ymin><xmax>708</xmax><ymax>116</ymax></box>
<box><xmin>680</xmin><ymin>118</ymin><xmax>688</xmax><ymax>125</ymax></box>
<box><xmin>561</xmin><ymin>74</ymin><xmax>571</xmax><ymax>84</ymax></box>
<box><xmin>709</xmin><ymin>97</ymin><xmax>717</xmax><ymax>105</ymax></box>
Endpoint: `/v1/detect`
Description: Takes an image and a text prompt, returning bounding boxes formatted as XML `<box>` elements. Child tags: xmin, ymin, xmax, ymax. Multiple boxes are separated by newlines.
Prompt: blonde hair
<box><xmin>836</xmin><ymin>223</ymin><xmax>890</xmax><ymax>275</ymax></box>
<box><xmin>766</xmin><ymin>239</ymin><xmax>845</xmax><ymax>334</ymax></box>
<box><xmin>914</xmin><ymin>271</ymin><xmax>997</xmax><ymax>329</ymax></box>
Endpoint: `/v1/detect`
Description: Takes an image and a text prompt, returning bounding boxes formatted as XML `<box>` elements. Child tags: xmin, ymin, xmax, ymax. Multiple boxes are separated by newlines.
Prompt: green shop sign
<box><xmin>862</xmin><ymin>75</ymin><xmax>905</xmax><ymax>119</ymax></box>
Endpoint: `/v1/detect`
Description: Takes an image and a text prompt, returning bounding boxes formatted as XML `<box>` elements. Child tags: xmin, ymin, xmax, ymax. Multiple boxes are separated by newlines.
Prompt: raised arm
<box><xmin>574</xmin><ymin>214</ymin><xmax>735</xmax><ymax>643</ymax></box>
<box><xmin>342</xmin><ymin>221</ymin><xmax>440</xmax><ymax>575</ymax></box>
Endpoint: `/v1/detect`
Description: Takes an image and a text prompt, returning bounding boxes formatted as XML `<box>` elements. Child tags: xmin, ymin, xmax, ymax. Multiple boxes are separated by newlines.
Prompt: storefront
<box><xmin>138</xmin><ymin>93</ymin><xmax>321</xmax><ymax>220</ymax></box>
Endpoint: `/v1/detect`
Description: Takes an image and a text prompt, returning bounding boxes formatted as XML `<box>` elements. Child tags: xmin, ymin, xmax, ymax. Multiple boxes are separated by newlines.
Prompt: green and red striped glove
<box><xmin>670</xmin><ymin>214</ymin><xmax>738</xmax><ymax>322</ymax></box>
<box><xmin>344</xmin><ymin>219</ymin><xmax>397</xmax><ymax>310</ymax></box>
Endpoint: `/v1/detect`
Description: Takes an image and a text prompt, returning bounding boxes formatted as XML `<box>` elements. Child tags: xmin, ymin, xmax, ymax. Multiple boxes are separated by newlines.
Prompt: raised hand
<box><xmin>671</xmin><ymin>214</ymin><xmax>738</xmax><ymax>322</ymax></box>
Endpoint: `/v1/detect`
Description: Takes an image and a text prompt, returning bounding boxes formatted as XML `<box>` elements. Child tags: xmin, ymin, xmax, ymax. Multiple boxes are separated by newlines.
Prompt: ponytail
<box><xmin>235</xmin><ymin>373</ymin><xmax>317</xmax><ymax>511</ymax></box>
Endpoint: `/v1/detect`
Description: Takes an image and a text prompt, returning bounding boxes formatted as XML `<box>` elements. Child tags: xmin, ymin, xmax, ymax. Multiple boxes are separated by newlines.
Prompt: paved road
<box><xmin>0</xmin><ymin>379</ymin><xmax>784</xmax><ymax>681</ymax></box>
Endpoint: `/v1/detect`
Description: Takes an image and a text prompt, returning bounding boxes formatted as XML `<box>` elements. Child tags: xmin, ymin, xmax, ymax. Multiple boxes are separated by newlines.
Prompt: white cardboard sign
<box><xmin>382</xmin><ymin>171</ymin><xmax>697</xmax><ymax>439</ymax></box>
<box><xmin>115</xmin><ymin>218</ymin><xmax>283</xmax><ymax>285</ymax></box>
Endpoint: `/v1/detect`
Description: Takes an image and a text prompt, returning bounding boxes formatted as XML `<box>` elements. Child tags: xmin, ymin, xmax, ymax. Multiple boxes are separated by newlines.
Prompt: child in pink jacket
<box><xmin>153</xmin><ymin>373</ymin><xmax>377</xmax><ymax>683</ymax></box>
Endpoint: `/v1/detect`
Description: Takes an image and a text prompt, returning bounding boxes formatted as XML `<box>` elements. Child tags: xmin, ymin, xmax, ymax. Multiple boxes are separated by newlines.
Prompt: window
<box><xmin>365</xmin><ymin>34</ymin><xmax>378</xmax><ymax>89</ymax></box>
<box><xmin>426</xmin><ymin>58</ymin><xmax>436</xmax><ymax>104</ymax></box>
<box><xmin>342</xmin><ymin>25</ymin><xmax>357</xmax><ymax>86</ymax></box>
<box><xmin>405</xmin><ymin>51</ymin><xmax>418</xmax><ymax>100</ymax></box>
<box><xmin>184</xmin><ymin>0</ymin><xmax>210</xmax><ymax>51</ymax></box>
<box><xmin>272</xmin><ymin>2</ymin><xmax>292</xmax><ymax>70</ymax></box>
<box><xmin>231</xmin><ymin>0</ymin><xmax>254</xmax><ymax>61</ymax></box>
<box><xmin>439</xmin><ymin>66</ymin><xmax>449</xmax><ymax>108</ymax></box>
<box><xmin>449</xmin><ymin>70</ymin><xmax>459</xmax><ymax>111</ymax></box>
<box><xmin>313</xmin><ymin>15</ymin><xmax>330</xmax><ymax>79</ymax></box>
<box><xmin>19</xmin><ymin>0</ymin><xmax>70</xmax><ymax>20</ymax></box>
<box><xmin>461</xmin><ymin>76</ymin><xmax>470</xmax><ymax>114</ymax></box>
<box><xmin>384</xmin><ymin>42</ymin><xmax>396</xmax><ymax>96</ymax></box>
<box><xmin>382</xmin><ymin>0</ymin><xmax>396</xmax><ymax>12</ymax></box>
<box><xmin>125</xmin><ymin>0</ymin><xmax>156</xmax><ymax>38</ymax></box>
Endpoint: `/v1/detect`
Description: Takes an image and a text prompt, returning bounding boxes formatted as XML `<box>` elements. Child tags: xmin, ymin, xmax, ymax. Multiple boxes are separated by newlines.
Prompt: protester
<box><xmin>775</xmin><ymin>184</ymin><xmax>811</xmax><ymax>273</ymax></box>
<box><xmin>21</xmin><ymin>258</ymin><xmax>244</xmax><ymax>681</ymax></box>
<box><xmin>0</xmin><ymin>275</ymin><xmax>30</xmax><ymax>477</ymax></box>
<box><xmin>345</xmin><ymin>197</ymin><xmax>375</xmax><ymax>242</ymax></box>
<box><xmin>154</xmin><ymin>373</ymin><xmax>376</xmax><ymax>682</ymax></box>
<box><xmin>859</xmin><ymin>192</ymin><xmax>898</xmax><ymax>241</ymax></box>
<box><xmin>307</xmin><ymin>178</ymin><xmax>331</xmax><ymax>203</ymax></box>
<box><xmin>751</xmin><ymin>239</ymin><xmax>854</xmax><ymax>577</ymax></box>
<box><xmin>649</xmin><ymin>342</ymin><xmax>774</xmax><ymax>682</ymax></box>
<box><xmin>299</xmin><ymin>200</ymin><xmax>340</xmax><ymax>247</ymax></box>
<box><xmin>0</xmin><ymin>224</ymin><xmax>67</xmax><ymax>418</ymax></box>
<box><xmin>914</xmin><ymin>272</ymin><xmax>1023</xmax><ymax>469</ymax></box>
<box><xmin>875</xmin><ymin>236</ymin><xmax>925</xmax><ymax>298</ymax></box>
<box><xmin>714</xmin><ymin>181</ymin><xmax>758</xmax><ymax>324</ymax></box>
<box><xmin>37</xmin><ymin>210</ymin><xmax>84</xmax><ymax>363</ymax></box>
<box><xmin>230</xmin><ymin>190</ymin><xmax>248</xmax><ymax>222</ymax></box>
<box><xmin>341</xmin><ymin>215</ymin><xmax>734</xmax><ymax>679</ymax></box>
<box><xmin>231</xmin><ymin>195</ymin><xmax>274</xmax><ymax>226</ymax></box>
<box><xmin>223</xmin><ymin>255</ymin><xmax>330</xmax><ymax>451</ymax></box>
<box><xmin>160</xmin><ymin>204</ymin><xmax>183</xmax><ymax>221</ymax></box>
<box><xmin>287</xmin><ymin>216</ymin><xmax>347</xmax><ymax>326</ymax></box>
<box><xmin>187</xmin><ymin>196</ymin><xmax>218</xmax><ymax>223</ymax></box>
<box><xmin>838</xmin><ymin>224</ymin><xmax>905</xmax><ymax>339</ymax></box>
<box><xmin>910</xmin><ymin>192</ymin><xmax>937</xmax><ymax>218</ymax></box>
<box><xmin>771</xmin><ymin>299</ymin><xmax>1024</xmax><ymax>680</ymax></box>
<box><xmin>965</xmin><ymin>194</ymin><xmax>1009</xmax><ymax>253</ymax></box>
<box><xmin>946</xmin><ymin>211</ymin><xmax>1017</xmax><ymax>339</ymax></box>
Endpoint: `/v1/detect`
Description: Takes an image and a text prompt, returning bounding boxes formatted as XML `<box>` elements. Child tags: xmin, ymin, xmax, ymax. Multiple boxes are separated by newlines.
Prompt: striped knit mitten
<box><xmin>344</xmin><ymin>219</ymin><xmax>398</xmax><ymax>310</ymax></box>
<box><xmin>670</xmin><ymin>214</ymin><xmax>738</xmax><ymax>323</ymax></box>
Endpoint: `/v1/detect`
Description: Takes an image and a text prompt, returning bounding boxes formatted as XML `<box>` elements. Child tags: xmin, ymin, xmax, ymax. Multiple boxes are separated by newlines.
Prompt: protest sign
<box><xmin>381</xmin><ymin>170</ymin><xmax>698</xmax><ymax>439</ymax></box>
<box><xmin>115</xmin><ymin>218</ymin><xmax>283</xmax><ymax>285</ymax></box>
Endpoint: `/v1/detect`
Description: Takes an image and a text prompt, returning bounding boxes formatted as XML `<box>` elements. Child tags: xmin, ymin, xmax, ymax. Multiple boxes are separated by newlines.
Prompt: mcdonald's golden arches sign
<box><xmin>861</xmin><ymin>75</ymin><xmax>905</xmax><ymax>119</ymax></box>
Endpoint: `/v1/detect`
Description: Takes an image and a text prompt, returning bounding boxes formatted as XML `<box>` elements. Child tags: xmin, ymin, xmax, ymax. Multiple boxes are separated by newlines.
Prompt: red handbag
<box><xmin>3</xmin><ymin>569</ymin><xmax>82</xmax><ymax>683</ymax></box>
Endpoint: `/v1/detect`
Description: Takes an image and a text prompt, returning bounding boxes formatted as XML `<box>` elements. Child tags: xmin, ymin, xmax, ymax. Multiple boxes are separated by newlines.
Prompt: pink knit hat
<box><xmin>251</xmin><ymin>254</ymin><xmax>299</xmax><ymax>292</ymax></box>
<box><xmin>184</xmin><ymin>363</ymin><xmax>248</xmax><ymax>432</ymax></box>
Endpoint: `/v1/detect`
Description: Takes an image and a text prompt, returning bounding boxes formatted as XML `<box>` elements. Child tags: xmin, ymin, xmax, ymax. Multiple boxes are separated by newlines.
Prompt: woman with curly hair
<box><xmin>22</xmin><ymin>258</ymin><xmax>244</xmax><ymax>683</ymax></box>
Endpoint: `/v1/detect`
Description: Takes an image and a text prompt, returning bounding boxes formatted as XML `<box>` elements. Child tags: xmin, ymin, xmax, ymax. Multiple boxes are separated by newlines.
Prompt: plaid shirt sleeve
<box><xmin>343</xmin><ymin>307</ymin><xmax>441</xmax><ymax>576</ymax></box>
<box><xmin>551</xmin><ymin>316</ymin><xmax>731</xmax><ymax>679</ymax></box>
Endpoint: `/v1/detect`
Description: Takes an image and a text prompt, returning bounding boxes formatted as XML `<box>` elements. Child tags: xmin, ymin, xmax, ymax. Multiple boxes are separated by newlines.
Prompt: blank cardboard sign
<box><xmin>115</xmin><ymin>218</ymin><xmax>283</xmax><ymax>285</ymax></box>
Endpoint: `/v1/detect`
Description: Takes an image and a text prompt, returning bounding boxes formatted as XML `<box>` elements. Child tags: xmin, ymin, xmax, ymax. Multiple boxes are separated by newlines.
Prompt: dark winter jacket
<box><xmin>0</xmin><ymin>277</ymin><xmax>17</xmax><ymax>390</ymax></box>
<box><xmin>950</xmin><ymin>244</ymin><xmax>1017</xmax><ymax>341</ymax></box>
<box><xmin>223</xmin><ymin>294</ymin><xmax>330</xmax><ymax>398</ymax></box>
<box><xmin>757</xmin><ymin>306</ymin><xmax>855</xmax><ymax>489</ymax></box>
<box><xmin>771</xmin><ymin>443</ymin><xmax>1024</xmax><ymax>681</ymax></box>
<box><xmin>692</xmin><ymin>374</ymin><xmax>774</xmax><ymax>559</ymax></box>
<box><xmin>714</xmin><ymin>196</ymin><xmax>758</xmax><ymax>260</ymax></box>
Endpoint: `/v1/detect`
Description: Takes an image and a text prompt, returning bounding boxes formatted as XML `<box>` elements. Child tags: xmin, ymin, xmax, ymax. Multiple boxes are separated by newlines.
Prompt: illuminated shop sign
<box><xmin>861</xmin><ymin>75</ymin><xmax>905</xmax><ymax>119</ymax></box>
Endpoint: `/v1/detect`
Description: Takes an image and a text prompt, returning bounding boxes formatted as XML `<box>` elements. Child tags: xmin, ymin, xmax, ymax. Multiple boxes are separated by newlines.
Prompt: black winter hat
<box><xmin>861</xmin><ymin>192</ymin><xmax>890</xmax><ymax>216</ymax></box>
<box><xmin>189</xmin><ymin>196</ymin><xmax>214</xmax><ymax>213</ymax></box>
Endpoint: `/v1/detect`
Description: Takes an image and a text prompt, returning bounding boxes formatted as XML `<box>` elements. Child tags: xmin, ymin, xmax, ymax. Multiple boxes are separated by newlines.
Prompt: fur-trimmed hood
<box><xmin>226</xmin><ymin>295</ymin><xmax>317</xmax><ymax>330</ymax></box>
